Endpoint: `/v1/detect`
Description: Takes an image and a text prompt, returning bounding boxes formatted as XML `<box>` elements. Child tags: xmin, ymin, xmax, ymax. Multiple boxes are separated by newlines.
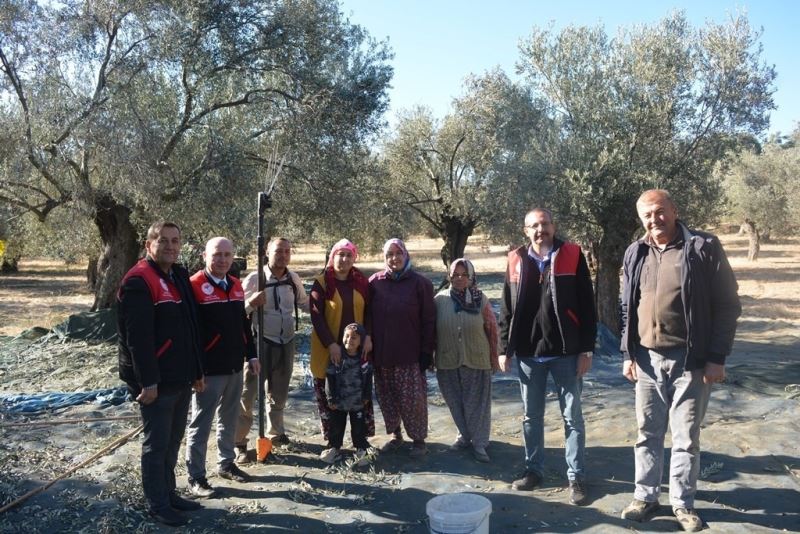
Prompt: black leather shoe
<box><xmin>149</xmin><ymin>507</ymin><xmax>188</xmax><ymax>527</ymax></box>
<box><xmin>170</xmin><ymin>493</ymin><xmax>203</xmax><ymax>511</ymax></box>
<box><xmin>512</xmin><ymin>471</ymin><xmax>542</xmax><ymax>491</ymax></box>
<box><xmin>188</xmin><ymin>476</ymin><xmax>217</xmax><ymax>498</ymax></box>
<box><xmin>218</xmin><ymin>463</ymin><xmax>251</xmax><ymax>483</ymax></box>
<box><xmin>271</xmin><ymin>434</ymin><xmax>290</xmax><ymax>446</ymax></box>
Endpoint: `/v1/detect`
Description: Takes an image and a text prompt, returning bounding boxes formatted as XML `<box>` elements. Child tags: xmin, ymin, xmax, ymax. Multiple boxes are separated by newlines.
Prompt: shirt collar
<box><xmin>205</xmin><ymin>270</ymin><xmax>226</xmax><ymax>285</ymax></box>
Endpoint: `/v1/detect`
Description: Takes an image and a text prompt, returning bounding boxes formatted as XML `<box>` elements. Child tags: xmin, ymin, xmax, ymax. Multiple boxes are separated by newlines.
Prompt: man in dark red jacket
<box><xmin>117</xmin><ymin>221</ymin><xmax>205</xmax><ymax>527</ymax></box>
<box><xmin>498</xmin><ymin>208</ymin><xmax>597</xmax><ymax>506</ymax></box>
<box><xmin>185</xmin><ymin>237</ymin><xmax>259</xmax><ymax>498</ymax></box>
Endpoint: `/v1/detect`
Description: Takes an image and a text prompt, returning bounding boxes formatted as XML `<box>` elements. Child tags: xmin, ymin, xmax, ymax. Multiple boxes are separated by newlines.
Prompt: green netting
<box><xmin>51</xmin><ymin>309</ymin><xmax>118</xmax><ymax>342</ymax></box>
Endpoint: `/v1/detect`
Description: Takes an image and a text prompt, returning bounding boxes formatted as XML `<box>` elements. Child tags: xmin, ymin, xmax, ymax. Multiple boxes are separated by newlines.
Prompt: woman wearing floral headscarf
<box><xmin>369</xmin><ymin>238</ymin><xmax>436</xmax><ymax>458</ymax></box>
<box><xmin>434</xmin><ymin>258</ymin><xmax>500</xmax><ymax>463</ymax></box>
<box><xmin>310</xmin><ymin>239</ymin><xmax>374</xmax><ymax>458</ymax></box>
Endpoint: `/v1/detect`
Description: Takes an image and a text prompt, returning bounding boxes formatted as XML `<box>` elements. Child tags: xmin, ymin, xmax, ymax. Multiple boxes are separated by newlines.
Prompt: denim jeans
<box><xmin>517</xmin><ymin>355</ymin><xmax>585</xmax><ymax>481</ymax></box>
<box><xmin>633</xmin><ymin>346</ymin><xmax>711</xmax><ymax>508</ymax></box>
<box><xmin>139</xmin><ymin>385</ymin><xmax>192</xmax><ymax>512</ymax></box>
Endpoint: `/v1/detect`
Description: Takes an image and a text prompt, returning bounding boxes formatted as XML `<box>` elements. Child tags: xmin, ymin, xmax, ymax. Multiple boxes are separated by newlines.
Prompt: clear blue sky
<box><xmin>339</xmin><ymin>0</ymin><xmax>798</xmax><ymax>137</ymax></box>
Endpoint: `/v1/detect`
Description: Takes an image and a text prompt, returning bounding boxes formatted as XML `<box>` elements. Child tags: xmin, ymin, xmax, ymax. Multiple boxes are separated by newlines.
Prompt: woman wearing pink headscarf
<box><xmin>310</xmin><ymin>239</ymin><xmax>374</xmax><ymax>456</ymax></box>
<box><xmin>369</xmin><ymin>238</ymin><xmax>436</xmax><ymax>458</ymax></box>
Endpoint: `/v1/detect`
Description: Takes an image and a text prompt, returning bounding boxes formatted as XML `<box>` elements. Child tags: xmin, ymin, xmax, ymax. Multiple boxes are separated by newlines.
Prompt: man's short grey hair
<box><xmin>637</xmin><ymin>189</ymin><xmax>675</xmax><ymax>208</ymax></box>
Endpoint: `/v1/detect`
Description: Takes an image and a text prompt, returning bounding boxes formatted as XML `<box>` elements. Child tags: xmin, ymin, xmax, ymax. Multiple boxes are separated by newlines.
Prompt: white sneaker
<box><xmin>319</xmin><ymin>447</ymin><xmax>341</xmax><ymax>464</ymax></box>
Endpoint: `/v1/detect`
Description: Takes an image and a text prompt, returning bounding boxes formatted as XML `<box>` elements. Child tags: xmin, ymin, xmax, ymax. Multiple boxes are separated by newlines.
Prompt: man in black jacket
<box><xmin>117</xmin><ymin>221</ymin><xmax>205</xmax><ymax>527</ymax></box>
<box><xmin>619</xmin><ymin>190</ymin><xmax>740</xmax><ymax>532</ymax></box>
<box><xmin>185</xmin><ymin>237</ymin><xmax>259</xmax><ymax>498</ymax></box>
<box><xmin>498</xmin><ymin>208</ymin><xmax>597</xmax><ymax>505</ymax></box>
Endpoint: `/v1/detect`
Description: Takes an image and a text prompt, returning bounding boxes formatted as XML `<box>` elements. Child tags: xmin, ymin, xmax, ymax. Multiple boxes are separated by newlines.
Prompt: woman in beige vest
<box><xmin>434</xmin><ymin>258</ymin><xmax>500</xmax><ymax>463</ymax></box>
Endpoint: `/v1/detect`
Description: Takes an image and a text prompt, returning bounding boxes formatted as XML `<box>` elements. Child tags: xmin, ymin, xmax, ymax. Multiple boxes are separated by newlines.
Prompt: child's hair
<box><xmin>343</xmin><ymin>322</ymin><xmax>366</xmax><ymax>340</ymax></box>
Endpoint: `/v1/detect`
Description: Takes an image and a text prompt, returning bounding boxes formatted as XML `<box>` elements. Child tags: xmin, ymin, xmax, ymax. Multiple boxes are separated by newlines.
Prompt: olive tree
<box><xmin>721</xmin><ymin>130</ymin><xmax>800</xmax><ymax>243</ymax></box>
<box><xmin>517</xmin><ymin>12</ymin><xmax>776</xmax><ymax>331</ymax></box>
<box><xmin>0</xmin><ymin>0</ymin><xmax>391</xmax><ymax>308</ymax></box>
<box><xmin>381</xmin><ymin>70</ymin><xmax>552</xmax><ymax>269</ymax></box>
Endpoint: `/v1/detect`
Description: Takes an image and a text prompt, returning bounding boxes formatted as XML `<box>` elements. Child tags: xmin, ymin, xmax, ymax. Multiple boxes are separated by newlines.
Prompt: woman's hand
<box><xmin>498</xmin><ymin>355</ymin><xmax>510</xmax><ymax>373</ymax></box>
<box><xmin>328</xmin><ymin>343</ymin><xmax>342</xmax><ymax>365</ymax></box>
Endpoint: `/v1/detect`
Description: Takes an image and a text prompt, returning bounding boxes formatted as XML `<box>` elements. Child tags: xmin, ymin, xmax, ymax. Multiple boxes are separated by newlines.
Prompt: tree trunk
<box><xmin>742</xmin><ymin>219</ymin><xmax>760</xmax><ymax>261</ymax></box>
<box><xmin>86</xmin><ymin>255</ymin><xmax>99</xmax><ymax>290</ymax></box>
<box><xmin>1</xmin><ymin>254</ymin><xmax>20</xmax><ymax>273</ymax></box>
<box><xmin>437</xmin><ymin>216</ymin><xmax>476</xmax><ymax>290</ymax></box>
<box><xmin>594</xmin><ymin>233</ymin><xmax>630</xmax><ymax>335</ymax></box>
<box><xmin>91</xmin><ymin>195</ymin><xmax>142</xmax><ymax>310</ymax></box>
<box><xmin>440</xmin><ymin>216</ymin><xmax>475</xmax><ymax>269</ymax></box>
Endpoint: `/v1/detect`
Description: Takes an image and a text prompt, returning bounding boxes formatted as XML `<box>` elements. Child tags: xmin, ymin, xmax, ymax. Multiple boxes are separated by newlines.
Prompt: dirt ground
<box><xmin>0</xmin><ymin>233</ymin><xmax>798</xmax><ymax>533</ymax></box>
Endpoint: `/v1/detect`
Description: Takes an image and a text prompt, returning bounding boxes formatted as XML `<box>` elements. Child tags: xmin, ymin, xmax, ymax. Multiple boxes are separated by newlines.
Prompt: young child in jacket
<box><xmin>319</xmin><ymin>323</ymin><xmax>374</xmax><ymax>466</ymax></box>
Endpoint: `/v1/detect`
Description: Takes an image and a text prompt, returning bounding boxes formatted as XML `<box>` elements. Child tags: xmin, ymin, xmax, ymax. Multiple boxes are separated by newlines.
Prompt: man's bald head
<box><xmin>204</xmin><ymin>237</ymin><xmax>234</xmax><ymax>278</ymax></box>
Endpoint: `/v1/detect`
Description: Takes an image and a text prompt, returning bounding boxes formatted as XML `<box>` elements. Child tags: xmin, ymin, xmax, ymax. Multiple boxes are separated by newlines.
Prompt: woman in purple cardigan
<box><xmin>368</xmin><ymin>238</ymin><xmax>436</xmax><ymax>458</ymax></box>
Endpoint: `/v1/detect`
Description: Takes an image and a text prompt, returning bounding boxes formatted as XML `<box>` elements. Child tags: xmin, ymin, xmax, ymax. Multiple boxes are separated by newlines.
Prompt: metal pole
<box><xmin>256</xmin><ymin>191</ymin><xmax>272</xmax><ymax>461</ymax></box>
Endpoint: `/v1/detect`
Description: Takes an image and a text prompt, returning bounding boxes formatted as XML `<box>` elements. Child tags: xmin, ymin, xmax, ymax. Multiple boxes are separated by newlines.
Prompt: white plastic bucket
<box><xmin>426</xmin><ymin>492</ymin><xmax>492</xmax><ymax>534</ymax></box>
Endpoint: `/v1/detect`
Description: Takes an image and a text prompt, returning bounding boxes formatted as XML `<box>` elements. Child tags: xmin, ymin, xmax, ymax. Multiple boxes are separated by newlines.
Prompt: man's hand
<box><xmin>246</xmin><ymin>291</ymin><xmax>266</xmax><ymax>309</ymax></box>
<box><xmin>498</xmin><ymin>355</ymin><xmax>510</xmax><ymax>373</ymax></box>
<box><xmin>362</xmin><ymin>335</ymin><xmax>373</xmax><ymax>357</ymax></box>
<box><xmin>623</xmin><ymin>359</ymin><xmax>638</xmax><ymax>383</ymax></box>
<box><xmin>248</xmin><ymin>358</ymin><xmax>261</xmax><ymax>375</ymax></box>
<box><xmin>136</xmin><ymin>386</ymin><xmax>157</xmax><ymax>405</ymax></box>
<box><xmin>328</xmin><ymin>343</ymin><xmax>342</xmax><ymax>365</ymax></box>
<box><xmin>193</xmin><ymin>377</ymin><xmax>205</xmax><ymax>393</ymax></box>
<box><xmin>703</xmin><ymin>362</ymin><xmax>726</xmax><ymax>385</ymax></box>
<box><xmin>576</xmin><ymin>352</ymin><xmax>592</xmax><ymax>378</ymax></box>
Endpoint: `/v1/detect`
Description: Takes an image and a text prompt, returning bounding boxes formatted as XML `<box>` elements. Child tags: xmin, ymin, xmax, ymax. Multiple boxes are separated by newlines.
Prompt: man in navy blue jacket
<box><xmin>117</xmin><ymin>221</ymin><xmax>204</xmax><ymax>527</ymax></box>
<box><xmin>619</xmin><ymin>190</ymin><xmax>740</xmax><ymax>532</ymax></box>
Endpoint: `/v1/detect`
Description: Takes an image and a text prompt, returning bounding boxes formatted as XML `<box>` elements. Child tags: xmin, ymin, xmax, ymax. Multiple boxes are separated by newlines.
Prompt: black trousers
<box><xmin>328</xmin><ymin>408</ymin><xmax>370</xmax><ymax>449</ymax></box>
<box><xmin>139</xmin><ymin>386</ymin><xmax>192</xmax><ymax>512</ymax></box>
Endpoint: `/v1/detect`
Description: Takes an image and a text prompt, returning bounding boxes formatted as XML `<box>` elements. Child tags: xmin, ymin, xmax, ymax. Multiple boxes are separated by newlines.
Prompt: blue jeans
<box><xmin>517</xmin><ymin>355</ymin><xmax>585</xmax><ymax>481</ymax></box>
<box><xmin>139</xmin><ymin>386</ymin><xmax>192</xmax><ymax>512</ymax></box>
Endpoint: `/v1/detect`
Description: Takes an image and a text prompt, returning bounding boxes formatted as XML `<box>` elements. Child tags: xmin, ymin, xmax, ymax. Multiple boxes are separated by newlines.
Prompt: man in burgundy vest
<box><xmin>117</xmin><ymin>221</ymin><xmax>204</xmax><ymax>527</ymax></box>
<box><xmin>498</xmin><ymin>208</ymin><xmax>597</xmax><ymax>506</ymax></box>
<box><xmin>185</xmin><ymin>237</ymin><xmax>258</xmax><ymax>498</ymax></box>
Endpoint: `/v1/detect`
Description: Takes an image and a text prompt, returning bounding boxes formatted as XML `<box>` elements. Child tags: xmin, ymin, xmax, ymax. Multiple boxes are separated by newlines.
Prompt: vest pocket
<box><xmin>156</xmin><ymin>338</ymin><xmax>173</xmax><ymax>358</ymax></box>
<box><xmin>566</xmin><ymin>308</ymin><xmax>581</xmax><ymax>327</ymax></box>
<box><xmin>205</xmin><ymin>333</ymin><xmax>222</xmax><ymax>352</ymax></box>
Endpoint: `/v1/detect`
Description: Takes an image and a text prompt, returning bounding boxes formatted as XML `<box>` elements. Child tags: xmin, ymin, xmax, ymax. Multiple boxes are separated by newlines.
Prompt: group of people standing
<box><xmin>117</xmin><ymin>188</ymin><xmax>739</xmax><ymax>533</ymax></box>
